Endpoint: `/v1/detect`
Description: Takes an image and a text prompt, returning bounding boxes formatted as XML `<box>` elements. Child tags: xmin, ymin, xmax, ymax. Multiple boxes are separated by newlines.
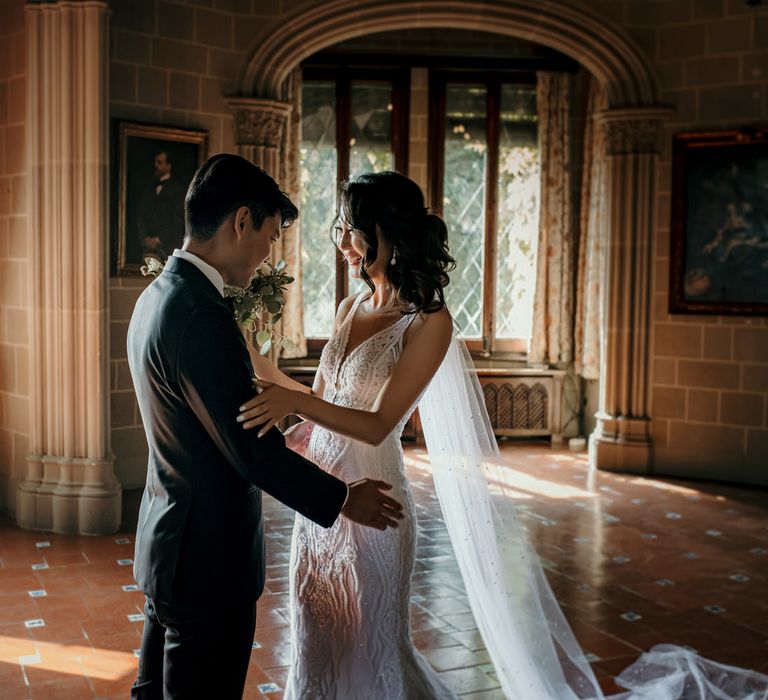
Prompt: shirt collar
<box><xmin>172</xmin><ymin>249</ymin><xmax>225</xmax><ymax>297</ymax></box>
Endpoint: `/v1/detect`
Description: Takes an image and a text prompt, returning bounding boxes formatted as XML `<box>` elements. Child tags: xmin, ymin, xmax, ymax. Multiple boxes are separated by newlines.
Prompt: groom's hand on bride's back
<box><xmin>342</xmin><ymin>479</ymin><xmax>403</xmax><ymax>531</ymax></box>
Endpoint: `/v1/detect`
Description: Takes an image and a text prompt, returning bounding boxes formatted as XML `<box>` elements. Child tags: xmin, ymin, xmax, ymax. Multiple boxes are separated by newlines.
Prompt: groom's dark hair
<box><xmin>185</xmin><ymin>153</ymin><xmax>298</xmax><ymax>241</ymax></box>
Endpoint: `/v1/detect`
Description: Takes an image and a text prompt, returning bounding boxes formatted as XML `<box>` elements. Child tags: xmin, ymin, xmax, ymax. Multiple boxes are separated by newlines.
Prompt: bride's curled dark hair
<box><xmin>336</xmin><ymin>171</ymin><xmax>455</xmax><ymax>314</ymax></box>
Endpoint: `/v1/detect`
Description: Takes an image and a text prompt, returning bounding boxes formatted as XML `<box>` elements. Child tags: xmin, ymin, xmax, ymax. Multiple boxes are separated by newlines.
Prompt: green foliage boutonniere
<box><xmin>142</xmin><ymin>257</ymin><xmax>295</xmax><ymax>355</ymax></box>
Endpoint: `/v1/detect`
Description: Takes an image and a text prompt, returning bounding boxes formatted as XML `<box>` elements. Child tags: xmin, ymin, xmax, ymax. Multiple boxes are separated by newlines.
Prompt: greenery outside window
<box><xmin>300</xmin><ymin>69</ymin><xmax>409</xmax><ymax>346</ymax></box>
<box><xmin>429</xmin><ymin>72</ymin><xmax>539</xmax><ymax>356</ymax></box>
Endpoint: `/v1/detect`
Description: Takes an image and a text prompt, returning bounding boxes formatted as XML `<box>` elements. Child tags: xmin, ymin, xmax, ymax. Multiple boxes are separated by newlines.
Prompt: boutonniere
<box><xmin>142</xmin><ymin>257</ymin><xmax>296</xmax><ymax>355</ymax></box>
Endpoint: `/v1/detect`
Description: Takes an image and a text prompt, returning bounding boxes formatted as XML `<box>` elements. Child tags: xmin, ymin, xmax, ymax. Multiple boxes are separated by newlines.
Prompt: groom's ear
<box><xmin>233</xmin><ymin>206</ymin><xmax>250</xmax><ymax>241</ymax></box>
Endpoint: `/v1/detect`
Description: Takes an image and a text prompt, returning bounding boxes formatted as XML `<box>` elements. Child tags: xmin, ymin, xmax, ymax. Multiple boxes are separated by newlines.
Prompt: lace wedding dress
<box><xmin>282</xmin><ymin>293</ymin><xmax>457</xmax><ymax>700</ymax></box>
<box><xmin>280</xmin><ymin>293</ymin><xmax>768</xmax><ymax>700</ymax></box>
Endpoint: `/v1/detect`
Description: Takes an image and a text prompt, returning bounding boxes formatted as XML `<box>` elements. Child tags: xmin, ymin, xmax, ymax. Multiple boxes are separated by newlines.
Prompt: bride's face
<box><xmin>334</xmin><ymin>219</ymin><xmax>392</xmax><ymax>282</ymax></box>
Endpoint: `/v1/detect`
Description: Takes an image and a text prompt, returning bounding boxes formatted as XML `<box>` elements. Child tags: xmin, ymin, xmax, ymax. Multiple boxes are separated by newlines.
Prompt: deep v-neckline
<box><xmin>336</xmin><ymin>294</ymin><xmax>409</xmax><ymax>373</ymax></box>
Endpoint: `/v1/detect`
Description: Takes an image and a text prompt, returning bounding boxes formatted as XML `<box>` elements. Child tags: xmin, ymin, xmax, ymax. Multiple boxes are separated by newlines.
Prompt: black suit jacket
<box><xmin>127</xmin><ymin>256</ymin><xmax>347</xmax><ymax>612</ymax></box>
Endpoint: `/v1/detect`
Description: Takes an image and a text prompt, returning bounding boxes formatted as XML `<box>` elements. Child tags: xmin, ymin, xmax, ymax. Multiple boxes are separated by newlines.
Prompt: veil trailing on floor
<box><xmin>417</xmin><ymin>337</ymin><xmax>768</xmax><ymax>700</ymax></box>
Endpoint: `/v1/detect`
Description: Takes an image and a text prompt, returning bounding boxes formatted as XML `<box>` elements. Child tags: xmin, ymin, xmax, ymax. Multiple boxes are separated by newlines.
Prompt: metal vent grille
<box><xmin>481</xmin><ymin>379</ymin><xmax>551</xmax><ymax>435</ymax></box>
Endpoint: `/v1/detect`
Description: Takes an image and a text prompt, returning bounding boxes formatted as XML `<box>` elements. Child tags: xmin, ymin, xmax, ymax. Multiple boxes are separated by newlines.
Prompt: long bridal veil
<box><xmin>417</xmin><ymin>338</ymin><xmax>768</xmax><ymax>700</ymax></box>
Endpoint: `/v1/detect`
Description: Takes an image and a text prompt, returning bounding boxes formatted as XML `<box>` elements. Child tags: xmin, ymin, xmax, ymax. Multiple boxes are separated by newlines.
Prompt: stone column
<box><xmin>226</xmin><ymin>97</ymin><xmax>292</xmax><ymax>177</ymax></box>
<box><xmin>589</xmin><ymin>107</ymin><xmax>672</xmax><ymax>474</ymax></box>
<box><xmin>17</xmin><ymin>0</ymin><xmax>120</xmax><ymax>534</ymax></box>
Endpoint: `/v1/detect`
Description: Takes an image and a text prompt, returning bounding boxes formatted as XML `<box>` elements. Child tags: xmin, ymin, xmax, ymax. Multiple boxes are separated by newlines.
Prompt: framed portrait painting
<box><xmin>114</xmin><ymin>122</ymin><xmax>208</xmax><ymax>275</ymax></box>
<box><xmin>670</xmin><ymin>128</ymin><xmax>768</xmax><ymax>315</ymax></box>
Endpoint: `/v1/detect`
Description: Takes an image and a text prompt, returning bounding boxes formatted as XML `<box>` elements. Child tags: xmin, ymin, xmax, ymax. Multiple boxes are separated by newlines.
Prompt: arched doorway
<box><xmin>240</xmin><ymin>0</ymin><xmax>659</xmax><ymax>108</ymax></box>
<box><xmin>233</xmin><ymin>0</ymin><xmax>673</xmax><ymax>474</ymax></box>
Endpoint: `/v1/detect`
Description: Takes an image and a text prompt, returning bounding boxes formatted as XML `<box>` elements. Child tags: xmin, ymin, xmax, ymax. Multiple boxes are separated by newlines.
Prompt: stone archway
<box><xmin>241</xmin><ymin>0</ymin><xmax>658</xmax><ymax>108</ymax></box>
<box><xmin>231</xmin><ymin>0</ymin><xmax>674</xmax><ymax>475</ymax></box>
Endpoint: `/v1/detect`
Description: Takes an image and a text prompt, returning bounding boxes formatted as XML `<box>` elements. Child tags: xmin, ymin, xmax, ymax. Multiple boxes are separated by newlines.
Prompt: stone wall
<box><xmin>625</xmin><ymin>0</ymin><xmax>768</xmax><ymax>482</ymax></box>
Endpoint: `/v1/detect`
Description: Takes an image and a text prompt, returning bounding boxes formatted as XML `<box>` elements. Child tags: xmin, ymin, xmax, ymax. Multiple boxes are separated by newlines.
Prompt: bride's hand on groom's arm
<box><xmin>238</xmin><ymin>386</ymin><xmax>404</xmax><ymax>529</ymax></box>
<box><xmin>238</xmin><ymin>380</ymin><xmax>303</xmax><ymax>437</ymax></box>
<box><xmin>246</xmin><ymin>342</ymin><xmax>313</xmax><ymax>395</ymax></box>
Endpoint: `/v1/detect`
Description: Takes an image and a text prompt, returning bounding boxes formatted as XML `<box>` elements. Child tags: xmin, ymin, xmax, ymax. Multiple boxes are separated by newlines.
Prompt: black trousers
<box><xmin>131</xmin><ymin>596</ymin><xmax>257</xmax><ymax>699</ymax></box>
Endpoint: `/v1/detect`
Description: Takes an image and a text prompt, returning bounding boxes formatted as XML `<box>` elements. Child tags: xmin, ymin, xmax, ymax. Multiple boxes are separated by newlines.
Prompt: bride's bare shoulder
<box><xmin>407</xmin><ymin>306</ymin><xmax>453</xmax><ymax>345</ymax></box>
<box><xmin>331</xmin><ymin>293</ymin><xmax>359</xmax><ymax>333</ymax></box>
<box><xmin>336</xmin><ymin>293</ymin><xmax>358</xmax><ymax>318</ymax></box>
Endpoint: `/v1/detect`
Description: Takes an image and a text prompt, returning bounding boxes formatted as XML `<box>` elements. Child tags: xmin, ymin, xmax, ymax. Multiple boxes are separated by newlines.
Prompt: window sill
<box><xmin>278</xmin><ymin>354</ymin><xmax>563</xmax><ymax>375</ymax></box>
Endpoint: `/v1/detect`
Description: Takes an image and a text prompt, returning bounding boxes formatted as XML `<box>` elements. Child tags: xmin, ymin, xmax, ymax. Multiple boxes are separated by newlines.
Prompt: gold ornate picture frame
<box><xmin>114</xmin><ymin>122</ymin><xmax>208</xmax><ymax>276</ymax></box>
<box><xmin>670</xmin><ymin>127</ymin><xmax>768</xmax><ymax>315</ymax></box>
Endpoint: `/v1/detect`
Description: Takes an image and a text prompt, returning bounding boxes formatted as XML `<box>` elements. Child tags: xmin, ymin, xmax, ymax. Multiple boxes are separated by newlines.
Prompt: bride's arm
<box><xmin>246</xmin><ymin>294</ymin><xmax>358</xmax><ymax>396</ymax></box>
<box><xmin>247</xmin><ymin>342</ymin><xmax>313</xmax><ymax>394</ymax></box>
<box><xmin>237</xmin><ymin>309</ymin><xmax>453</xmax><ymax>444</ymax></box>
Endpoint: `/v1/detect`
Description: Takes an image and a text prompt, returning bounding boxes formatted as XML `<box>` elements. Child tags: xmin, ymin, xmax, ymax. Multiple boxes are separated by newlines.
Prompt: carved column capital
<box><xmin>227</xmin><ymin>97</ymin><xmax>292</xmax><ymax>149</ymax></box>
<box><xmin>597</xmin><ymin>107</ymin><xmax>674</xmax><ymax>155</ymax></box>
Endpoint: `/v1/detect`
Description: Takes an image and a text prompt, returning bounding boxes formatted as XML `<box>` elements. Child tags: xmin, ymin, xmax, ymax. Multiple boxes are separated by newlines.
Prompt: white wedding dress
<box><xmin>280</xmin><ymin>293</ymin><xmax>768</xmax><ymax>700</ymax></box>
<box><xmin>283</xmin><ymin>293</ymin><xmax>457</xmax><ymax>700</ymax></box>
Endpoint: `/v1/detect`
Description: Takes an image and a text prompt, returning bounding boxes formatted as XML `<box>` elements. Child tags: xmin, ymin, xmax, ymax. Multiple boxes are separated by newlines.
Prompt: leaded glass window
<box><xmin>443</xmin><ymin>85</ymin><xmax>487</xmax><ymax>339</ymax></box>
<box><xmin>300</xmin><ymin>82</ymin><xmax>338</xmax><ymax>339</ymax></box>
<box><xmin>495</xmin><ymin>85</ymin><xmax>539</xmax><ymax>341</ymax></box>
<box><xmin>431</xmin><ymin>74</ymin><xmax>539</xmax><ymax>354</ymax></box>
<box><xmin>300</xmin><ymin>71</ymin><xmax>408</xmax><ymax>344</ymax></box>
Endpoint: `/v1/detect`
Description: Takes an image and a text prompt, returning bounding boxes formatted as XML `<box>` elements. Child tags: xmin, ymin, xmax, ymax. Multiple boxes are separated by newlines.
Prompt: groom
<box><xmin>127</xmin><ymin>154</ymin><xmax>403</xmax><ymax>699</ymax></box>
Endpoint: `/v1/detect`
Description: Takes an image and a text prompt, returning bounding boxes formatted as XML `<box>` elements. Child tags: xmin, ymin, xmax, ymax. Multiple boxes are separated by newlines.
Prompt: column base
<box><xmin>589</xmin><ymin>413</ymin><xmax>653</xmax><ymax>474</ymax></box>
<box><xmin>17</xmin><ymin>455</ymin><xmax>122</xmax><ymax>535</ymax></box>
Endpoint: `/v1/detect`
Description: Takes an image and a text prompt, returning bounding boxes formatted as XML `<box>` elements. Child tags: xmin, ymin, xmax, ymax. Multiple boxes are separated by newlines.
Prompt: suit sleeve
<box><xmin>176</xmin><ymin>304</ymin><xmax>347</xmax><ymax>528</ymax></box>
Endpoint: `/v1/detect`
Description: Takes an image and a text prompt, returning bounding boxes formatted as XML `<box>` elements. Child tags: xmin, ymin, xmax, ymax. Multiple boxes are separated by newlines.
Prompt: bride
<box><xmin>242</xmin><ymin>170</ymin><xmax>458</xmax><ymax>698</ymax></box>
<box><xmin>239</xmin><ymin>171</ymin><xmax>768</xmax><ymax>700</ymax></box>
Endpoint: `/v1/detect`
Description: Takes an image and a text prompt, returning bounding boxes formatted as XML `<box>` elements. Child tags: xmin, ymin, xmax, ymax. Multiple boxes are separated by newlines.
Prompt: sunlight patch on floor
<box><xmin>626</xmin><ymin>478</ymin><xmax>704</xmax><ymax>497</ymax></box>
<box><xmin>0</xmin><ymin>636</ymin><xmax>137</xmax><ymax>680</ymax></box>
<box><xmin>484</xmin><ymin>463</ymin><xmax>598</xmax><ymax>500</ymax></box>
<box><xmin>403</xmin><ymin>452</ymin><xmax>599</xmax><ymax>500</ymax></box>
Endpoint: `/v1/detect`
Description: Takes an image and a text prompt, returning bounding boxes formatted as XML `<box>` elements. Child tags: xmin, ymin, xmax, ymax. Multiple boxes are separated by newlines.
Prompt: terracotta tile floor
<box><xmin>1</xmin><ymin>442</ymin><xmax>767</xmax><ymax>698</ymax></box>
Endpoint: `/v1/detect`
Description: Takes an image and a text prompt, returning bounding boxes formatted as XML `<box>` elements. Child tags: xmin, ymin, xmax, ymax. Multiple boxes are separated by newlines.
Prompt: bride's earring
<box><xmin>390</xmin><ymin>249</ymin><xmax>397</xmax><ymax>266</ymax></box>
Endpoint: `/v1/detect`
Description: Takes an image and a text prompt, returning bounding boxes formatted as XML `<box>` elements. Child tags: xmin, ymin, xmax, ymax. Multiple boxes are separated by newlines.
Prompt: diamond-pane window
<box><xmin>432</xmin><ymin>76</ymin><xmax>539</xmax><ymax>353</ymax></box>
<box><xmin>300</xmin><ymin>81</ymin><xmax>338</xmax><ymax>339</ymax></box>
<box><xmin>443</xmin><ymin>85</ymin><xmax>487</xmax><ymax>339</ymax></box>
<box><xmin>348</xmin><ymin>82</ymin><xmax>394</xmax><ymax>296</ymax></box>
<box><xmin>300</xmin><ymin>73</ymin><xmax>407</xmax><ymax>343</ymax></box>
<box><xmin>495</xmin><ymin>85</ymin><xmax>539</xmax><ymax>340</ymax></box>
<box><xmin>349</xmin><ymin>82</ymin><xmax>394</xmax><ymax>177</ymax></box>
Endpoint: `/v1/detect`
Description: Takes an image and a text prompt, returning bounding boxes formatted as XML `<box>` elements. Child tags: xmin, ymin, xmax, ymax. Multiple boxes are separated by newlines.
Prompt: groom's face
<box><xmin>254</xmin><ymin>211</ymin><xmax>281</xmax><ymax>263</ymax></box>
<box><xmin>236</xmin><ymin>210</ymin><xmax>281</xmax><ymax>286</ymax></box>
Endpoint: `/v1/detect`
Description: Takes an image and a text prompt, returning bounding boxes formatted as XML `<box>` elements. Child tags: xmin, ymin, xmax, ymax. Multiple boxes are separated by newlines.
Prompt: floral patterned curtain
<box><xmin>276</xmin><ymin>68</ymin><xmax>307</xmax><ymax>358</ymax></box>
<box><xmin>574</xmin><ymin>77</ymin><xmax>608</xmax><ymax>380</ymax></box>
<box><xmin>528</xmin><ymin>73</ymin><xmax>573</xmax><ymax>365</ymax></box>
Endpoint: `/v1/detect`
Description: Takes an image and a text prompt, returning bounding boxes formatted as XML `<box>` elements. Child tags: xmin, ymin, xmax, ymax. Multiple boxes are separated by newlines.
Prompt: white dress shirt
<box><xmin>172</xmin><ymin>248</ymin><xmax>225</xmax><ymax>297</ymax></box>
<box><xmin>156</xmin><ymin>172</ymin><xmax>172</xmax><ymax>195</ymax></box>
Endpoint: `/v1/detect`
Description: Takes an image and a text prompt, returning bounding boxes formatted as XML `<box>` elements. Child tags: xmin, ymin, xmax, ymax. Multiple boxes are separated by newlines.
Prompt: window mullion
<box><xmin>483</xmin><ymin>80</ymin><xmax>501</xmax><ymax>355</ymax></box>
<box><xmin>336</xmin><ymin>76</ymin><xmax>351</xmax><ymax>307</ymax></box>
<box><xmin>392</xmin><ymin>70</ymin><xmax>410</xmax><ymax>175</ymax></box>
<box><xmin>427</xmin><ymin>73</ymin><xmax>446</xmax><ymax>214</ymax></box>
